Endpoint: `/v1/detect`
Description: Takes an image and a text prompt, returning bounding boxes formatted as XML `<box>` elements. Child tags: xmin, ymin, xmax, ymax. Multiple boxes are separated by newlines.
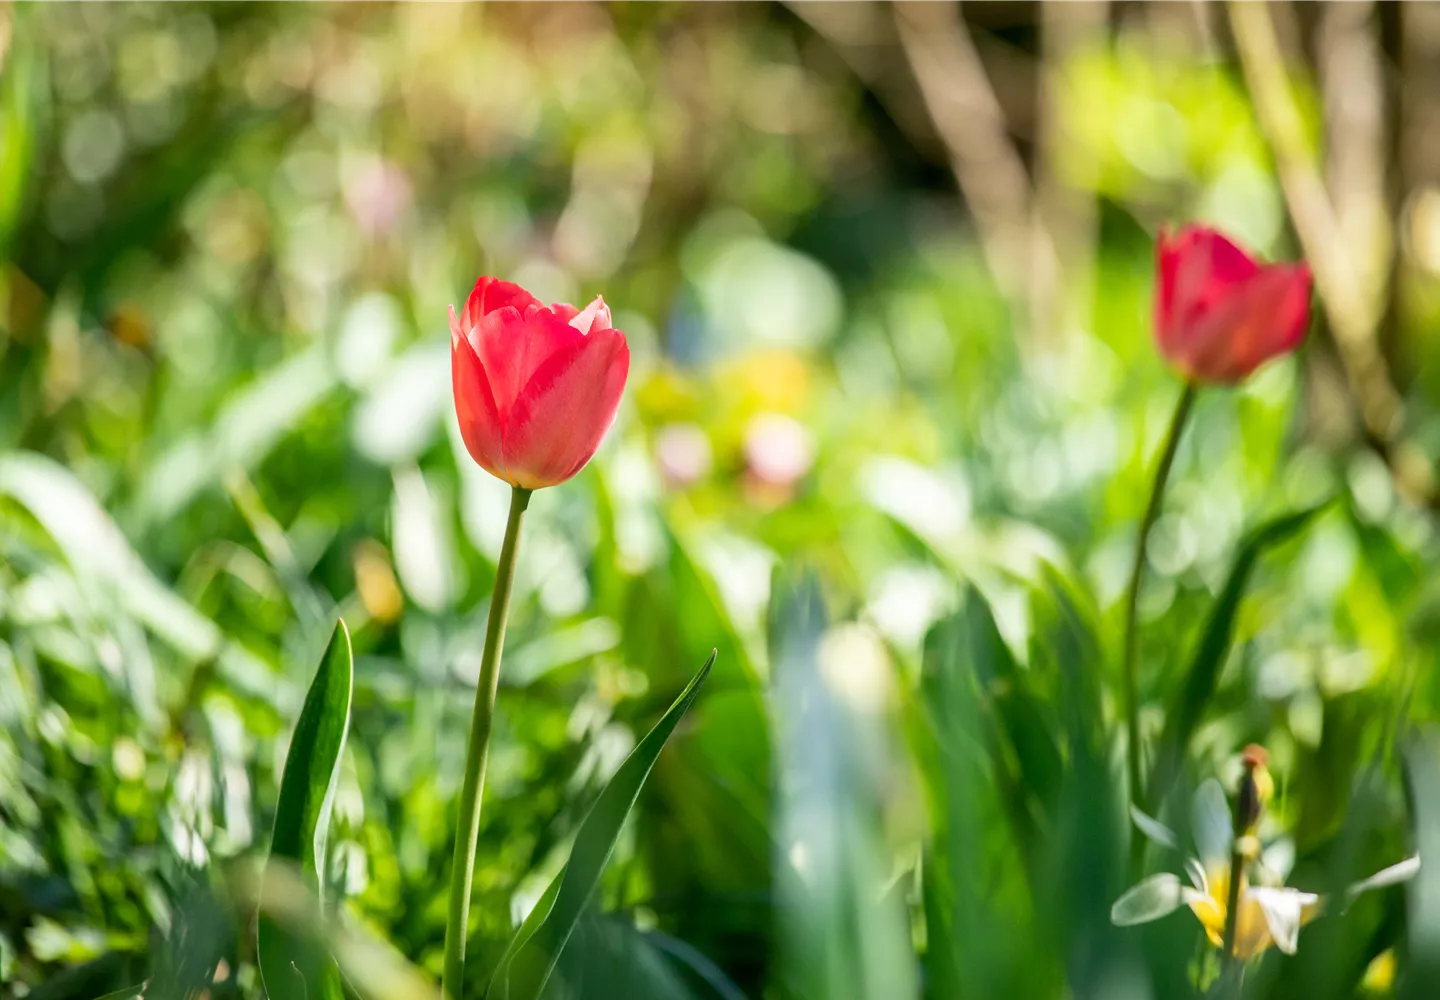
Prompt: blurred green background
<box><xmin>3</xmin><ymin>2</ymin><xmax>1440</xmax><ymax>997</ymax></box>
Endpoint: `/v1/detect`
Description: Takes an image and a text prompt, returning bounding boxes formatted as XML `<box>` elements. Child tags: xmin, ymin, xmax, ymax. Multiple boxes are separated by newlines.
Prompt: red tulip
<box><xmin>1155</xmin><ymin>225</ymin><xmax>1312</xmax><ymax>384</ymax></box>
<box><xmin>450</xmin><ymin>277</ymin><xmax>629</xmax><ymax>489</ymax></box>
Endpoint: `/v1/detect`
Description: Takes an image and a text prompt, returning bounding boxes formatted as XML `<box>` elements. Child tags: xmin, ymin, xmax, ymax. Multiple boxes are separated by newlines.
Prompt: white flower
<box><xmin>1112</xmin><ymin>780</ymin><xmax>1418</xmax><ymax>958</ymax></box>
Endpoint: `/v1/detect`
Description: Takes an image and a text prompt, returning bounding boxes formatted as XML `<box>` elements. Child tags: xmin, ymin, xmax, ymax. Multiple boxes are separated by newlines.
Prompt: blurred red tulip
<box><xmin>1155</xmin><ymin>225</ymin><xmax>1312</xmax><ymax>384</ymax></box>
<box><xmin>450</xmin><ymin>277</ymin><xmax>629</xmax><ymax>489</ymax></box>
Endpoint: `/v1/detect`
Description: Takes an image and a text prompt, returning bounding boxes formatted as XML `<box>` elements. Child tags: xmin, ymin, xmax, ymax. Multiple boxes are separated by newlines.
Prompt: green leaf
<box><xmin>767</xmin><ymin>571</ymin><xmax>918</xmax><ymax>1000</ymax></box>
<box><xmin>1145</xmin><ymin>500</ymin><xmax>1331</xmax><ymax>810</ymax></box>
<box><xmin>919</xmin><ymin>592</ymin><xmax>1012</xmax><ymax>998</ymax></box>
<box><xmin>1404</xmin><ymin>732</ymin><xmax>1440</xmax><ymax>999</ymax></box>
<box><xmin>258</xmin><ymin>620</ymin><xmax>355</xmax><ymax>1000</ymax></box>
<box><xmin>486</xmin><ymin>650</ymin><xmax>716</xmax><ymax>1000</ymax></box>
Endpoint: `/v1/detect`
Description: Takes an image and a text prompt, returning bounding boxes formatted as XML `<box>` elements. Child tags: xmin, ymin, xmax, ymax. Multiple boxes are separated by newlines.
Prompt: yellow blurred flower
<box><xmin>1361</xmin><ymin>948</ymin><xmax>1397</xmax><ymax>995</ymax></box>
<box><xmin>353</xmin><ymin>539</ymin><xmax>404</xmax><ymax>625</ymax></box>
<box><xmin>723</xmin><ymin>349</ymin><xmax>811</xmax><ymax>414</ymax></box>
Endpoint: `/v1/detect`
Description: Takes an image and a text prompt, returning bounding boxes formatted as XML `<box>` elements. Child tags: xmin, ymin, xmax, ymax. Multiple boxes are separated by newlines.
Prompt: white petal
<box><xmin>1112</xmin><ymin>873</ymin><xmax>1187</xmax><ymax>926</ymax></box>
<box><xmin>1259</xmin><ymin>838</ymin><xmax>1296</xmax><ymax>885</ymax></box>
<box><xmin>1185</xmin><ymin>857</ymin><xmax>1209</xmax><ymax>894</ymax></box>
<box><xmin>1249</xmin><ymin>887</ymin><xmax>1316</xmax><ymax>955</ymax></box>
<box><xmin>1193</xmin><ymin>779</ymin><xmax>1234</xmax><ymax>869</ymax></box>
<box><xmin>1347</xmin><ymin>856</ymin><xmax>1421</xmax><ymax>902</ymax></box>
<box><xmin>1131</xmin><ymin>805</ymin><xmax>1180</xmax><ymax>850</ymax></box>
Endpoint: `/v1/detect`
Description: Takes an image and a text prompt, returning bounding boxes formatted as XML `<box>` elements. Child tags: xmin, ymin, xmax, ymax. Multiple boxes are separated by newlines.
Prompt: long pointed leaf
<box><xmin>1146</xmin><ymin>501</ymin><xmax>1330</xmax><ymax>811</ymax></box>
<box><xmin>487</xmin><ymin>650</ymin><xmax>716</xmax><ymax>1000</ymax></box>
<box><xmin>258</xmin><ymin>620</ymin><xmax>355</xmax><ymax>1000</ymax></box>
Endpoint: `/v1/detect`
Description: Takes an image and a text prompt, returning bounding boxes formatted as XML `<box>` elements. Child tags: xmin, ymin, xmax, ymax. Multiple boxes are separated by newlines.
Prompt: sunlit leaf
<box><xmin>920</xmin><ymin>593</ymin><xmax>1012</xmax><ymax>998</ymax></box>
<box><xmin>258</xmin><ymin>620</ymin><xmax>354</xmax><ymax>1000</ymax></box>
<box><xmin>487</xmin><ymin>651</ymin><xmax>716</xmax><ymax>1000</ymax></box>
<box><xmin>1192</xmin><ymin>779</ymin><xmax>1233</xmax><ymax>870</ymax></box>
<box><xmin>1110</xmin><ymin>873</ymin><xmax>1188</xmax><ymax>926</ymax></box>
<box><xmin>1146</xmin><ymin>500</ymin><xmax>1332</xmax><ymax>809</ymax></box>
<box><xmin>1131</xmin><ymin>805</ymin><xmax>1180</xmax><ymax>850</ymax></box>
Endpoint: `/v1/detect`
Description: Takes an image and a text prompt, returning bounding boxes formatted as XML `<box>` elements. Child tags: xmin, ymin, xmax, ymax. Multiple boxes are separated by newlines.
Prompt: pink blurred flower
<box><xmin>655</xmin><ymin>423</ymin><xmax>713</xmax><ymax>490</ymax></box>
<box><xmin>743</xmin><ymin>412</ymin><xmax>815</xmax><ymax>500</ymax></box>
<box><xmin>343</xmin><ymin>156</ymin><xmax>412</xmax><ymax>236</ymax></box>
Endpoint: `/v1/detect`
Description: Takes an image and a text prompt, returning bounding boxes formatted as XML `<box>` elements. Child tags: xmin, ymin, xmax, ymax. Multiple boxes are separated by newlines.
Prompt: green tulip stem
<box><xmin>442</xmin><ymin>485</ymin><xmax>532</xmax><ymax>999</ymax></box>
<box><xmin>1122</xmin><ymin>383</ymin><xmax>1197</xmax><ymax>820</ymax></box>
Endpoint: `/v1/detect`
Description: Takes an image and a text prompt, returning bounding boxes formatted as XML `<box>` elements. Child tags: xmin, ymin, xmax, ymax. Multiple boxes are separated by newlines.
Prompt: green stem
<box><xmin>442</xmin><ymin>485</ymin><xmax>532</xmax><ymax>999</ymax></box>
<box><xmin>1123</xmin><ymin>384</ymin><xmax>1197</xmax><ymax>824</ymax></box>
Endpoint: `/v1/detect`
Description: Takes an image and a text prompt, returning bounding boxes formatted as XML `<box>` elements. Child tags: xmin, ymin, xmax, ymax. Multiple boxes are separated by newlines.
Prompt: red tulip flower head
<box><xmin>451</xmin><ymin>277</ymin><xmax>629</xmax><ymax>489</ymax></box>
<box><xmin>1155</xmin><ymin>225</ymin><xmax>1312</xmax><ymax>384</ymax></box>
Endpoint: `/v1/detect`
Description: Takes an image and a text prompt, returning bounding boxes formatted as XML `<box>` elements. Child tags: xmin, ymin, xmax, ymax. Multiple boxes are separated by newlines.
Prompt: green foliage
<box><xmin>0</xmin><ymin>4</ymin><xmax>1437</xmax><ymax>1000</ymax></box>
<box><xmin>258</xmin><ymin>620</ymin><xmax>353</xmax><ymax>1000</ymax></box>
<box><xmin>489</xmin><ymin>651</ymin><xmax>715</xmax><ymax>1000</ymax></box>
<box><xmin>1146</xmin><ymin>500</ymin><xmax>1334</xmax><ymax>812</ymax></box>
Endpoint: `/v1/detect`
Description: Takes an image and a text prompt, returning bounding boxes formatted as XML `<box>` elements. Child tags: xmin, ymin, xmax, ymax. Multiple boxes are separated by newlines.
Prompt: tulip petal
<box><xmin>1193</xmin><ymin>779</ymin><xmax>1234</xmax><ymax>870</ymax></box>
<box><xmin>461</xmin><ymin>277</ymin><xmax>540</xmax><ymax>334</ymax></box>
<box><xmin>1230</xmin><ymin>263</ymin><xmax>1312</xmax><ymax>373</ymax></box>
<box><xmin>452</xmin><ymin>329</ymin><xmax>507</xmax><ymax>482</ymax></box>
<box><xmin>1130</xmin><ymin>805</ymin><xmax>1180</xmax><ymax>850</ymax></box>
<box><xmin>470</xmin><ymin>306</ymin><xmax>585</xmax><ymax>416</ymax></box>
<box><xmin>1249</xmin><ymin>886</ymin><xmax>1315</xmax><ymax>955</ymax></box>
<box><xmin>1346</xmin><ymin>855</ymin><xmax>1421</xmax><ymax>904</ymax></box>
<box><xmin>1185</xmin><ymin>857</ymin><xmax>1209</xmax><ymax>894</ymax></box>
<box><xmin>1182</xmin><ymin>264</ymin><xmax>1312</xmax><ymax>382</ymax></box>
<box><xmin>1157</xmin><ymin>226</ymin><xmax>1260</xmax><ymax>356</ymax></box>
<box><xmin>1111</xmin><ymin>873</ymin><xmax>1205</xmax><ymax>926</ymax></box>
<box><xmin>449</xmin><ymin>304</ymin><xmax>465</xmax><ymax>346</ymax></box>
<box><xmin>501</xmin><ymin>327</ymin><xmax>629</xmax><ymax>489</ymax></box>
<box><xmin>1154</xmin><ymin>225</ymin><xmax>1312</xmax><ymax>383</ymax></box>
<box><xmin>565</xmin><ymin>295</ymin><xmax>612</xmax><ymax>334</ymax></box>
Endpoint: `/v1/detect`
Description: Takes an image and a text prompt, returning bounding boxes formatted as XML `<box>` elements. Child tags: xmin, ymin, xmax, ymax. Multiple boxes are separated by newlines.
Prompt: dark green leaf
<box><xmin>258</xmin><ymin>620</ymin><xmax>355</xmax><ymax>1000</ymax></box>
<box><xmin>1146</xmin><ymin>500</ymin><xmax>1331</xmax><ymax>811</ymax></box>
<box><xmin>487</xmin><ymin>650</ymin><xmax>716</xmax><ymax>1000</ymax></box>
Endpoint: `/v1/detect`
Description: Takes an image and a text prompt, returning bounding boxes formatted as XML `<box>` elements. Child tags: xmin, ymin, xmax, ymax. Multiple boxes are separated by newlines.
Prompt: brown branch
<box><xmin>1227</xmin><ymin>0</ymin><xmax>1436</xmax><ymax>505</ymax></box>
<box><xmin>891</xmin><ymin>0</ymin><xmax>1060</xmax><ymax>347</ymax></box>
<box><xmin>1034</xmin><ymin>0</ymin><xmax>1108</xmax><ymax>343</ymax></box>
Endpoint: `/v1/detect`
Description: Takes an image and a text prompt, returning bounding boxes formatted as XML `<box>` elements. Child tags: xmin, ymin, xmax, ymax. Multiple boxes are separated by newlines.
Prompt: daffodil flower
<box><xmin>1112</xmin><ymin>779</ymin><xmax>1419</xmax><ymax>957</ymax></box>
